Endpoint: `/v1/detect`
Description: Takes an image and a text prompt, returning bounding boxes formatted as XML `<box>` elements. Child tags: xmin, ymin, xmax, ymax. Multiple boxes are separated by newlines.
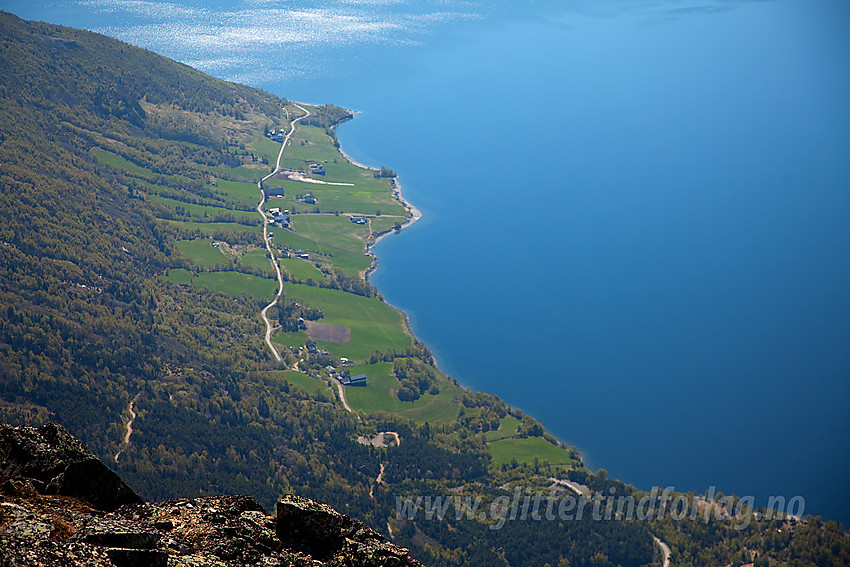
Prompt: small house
<box><xmin>304</xmin><ymin>194</ymin><xmax>316</xmax><ymax>205</ymax></box>
<box><xmin>306</xmin><ymin>340</ymin><xmax>317</xmax><ymax>354</ymax></box>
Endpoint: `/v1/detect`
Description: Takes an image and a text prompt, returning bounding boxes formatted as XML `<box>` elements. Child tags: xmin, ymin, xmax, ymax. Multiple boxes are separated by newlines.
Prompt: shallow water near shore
<box><xmin>6</xmin><ymin>0</ymin><xmax>850</xmax><ymax>525</ymax></box>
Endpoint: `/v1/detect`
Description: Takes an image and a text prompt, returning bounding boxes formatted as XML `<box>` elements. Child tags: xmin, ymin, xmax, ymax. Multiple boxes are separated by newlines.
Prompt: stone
<box><xmin>0</xmin><ymin>422</ymin><xmax>142</xmax><ymax>511</ymax></box>
<box><xmin>76</xmin><ymin>517</ymin><xmax>162</xmax><ymax>549</ymax></box>
<box><xmin>106</xmin><ymin>548</ymin><xmax>169</xmax><ymax>567</ymax></box>
<box><xmin>276</xmin><ymin>494</ymin><xmax>422</xmax><ymax>566</ymax></box>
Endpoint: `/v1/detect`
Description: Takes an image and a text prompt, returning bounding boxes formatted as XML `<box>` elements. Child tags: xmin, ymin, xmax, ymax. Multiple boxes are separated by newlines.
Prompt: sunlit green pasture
<box><xmin>93</xmin><ymin>148</ymin><xmax>155</xmax><ymax>177</ymax></box>
<box><xmin>370</xmin><ymin>216</ymin><xmax>406</xmax><ymax>234</ymax></box>
<box><xmin>483</xmin><ymin>417</ymin><xmax>522</xmax><ymax>442</ymax></box>
<box><xmin>239</xmin><ymin>248</ymin><xmax>275</xmax><ymax>276</ymax></box>
<box><xmin>280</xmin><ymin>258</ymin><xmax>325</xmax><ymax>281</ymax></box>
<box><xmin>343</xmin><ymin>362</ymin><xmax>461</xmax><ymax>423</ymax></box>
<box><xmin>488</xmin><ymin>437</ymin><xmax>575</xmax><ymax>468</ymax></box>
<box><xmin>272</xmin><ymin>215</ymin><xmax>371</xmax><ymax>276</ymax></box>
<box><xmin>212</xmin><ymin>179</ymin><xmax>262</xmax><ymax>207</ymax></box>
<box><xmin>282</xmin><ymin>283</ymin><xmax>411</xmax><ymax>361</ymax></box>
<box><xmin>167</xmin><ymin>220</ymin><xmax>261</xmax><ymax>237</ymax></box>
<box><xmin>278</xmin><ymin>370</ymin><xmax>332</xmax><ymax>396</ymax></box>
<box><xmin>175</xmin><ymin>239</ymin><xmax>231</xmax><ymax>268</ymax></box>
<box><xmin>164</xmin><ymin>269</ymin><xmax>275</xmax><ymax>301</ymax></box>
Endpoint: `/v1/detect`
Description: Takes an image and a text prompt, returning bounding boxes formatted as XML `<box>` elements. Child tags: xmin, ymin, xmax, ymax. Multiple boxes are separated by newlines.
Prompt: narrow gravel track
<box><xmin>114</xmin><ymin>392</ymin><xmax>140</xmax><ymax>463</ymax></box>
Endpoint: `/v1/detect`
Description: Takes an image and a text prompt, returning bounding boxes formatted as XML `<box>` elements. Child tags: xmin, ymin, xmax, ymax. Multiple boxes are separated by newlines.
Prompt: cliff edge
<box><xmin>0</xmin><ymin>422</ymin><xmax>422</xmax><ymax>567</ymax></box>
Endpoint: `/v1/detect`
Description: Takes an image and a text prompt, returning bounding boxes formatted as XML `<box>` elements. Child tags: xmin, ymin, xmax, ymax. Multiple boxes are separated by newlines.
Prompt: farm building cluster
<box><xmin>265</xmin><ymin>128</ymin><xmax>286</xmax><ymax>142</ymax></box>
<box><xmin>267</xmin><ymin>207</ymin><xmax>291</xmax><ymax>228</ymax></box>
<box><xmin>325</xmin><ymin>365</ymin><xmax>366</xmax><ymax>386</ymax></box>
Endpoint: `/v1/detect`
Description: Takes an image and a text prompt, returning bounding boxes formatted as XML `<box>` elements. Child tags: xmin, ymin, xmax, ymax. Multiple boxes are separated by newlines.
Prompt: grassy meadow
<box><xmin>282</xmin><ymin>283</ymin><xmax>411</xmax><ymax>361</ymax></box>
<box><xmin>165</xmin><ymin>269</ymin><xmax>276</xmax><ymax>301</ymax></box>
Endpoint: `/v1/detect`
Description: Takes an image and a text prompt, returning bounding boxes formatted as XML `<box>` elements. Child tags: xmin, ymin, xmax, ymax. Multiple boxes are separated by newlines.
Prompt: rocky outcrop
<box><xmin>0</xmin><ymin>422</ymin><xmax>422</xmax><ymax>567</ymax></box>
<box><xmin>277</xmin><ymin>495</ymin><xmax>420</xmax><ymax>565</ymax></box>
<box><xmin>0</xmin><ymin>422</ymin><xmax>142</xmax><ymax>512</ymax></box>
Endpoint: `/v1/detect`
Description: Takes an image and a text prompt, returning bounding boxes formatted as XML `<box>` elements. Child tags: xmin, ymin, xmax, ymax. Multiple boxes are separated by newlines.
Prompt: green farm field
<box><xmin>213</xmin><ymin>179</ymin><xmax>263</xmax><ymax>207</ymax></box>
<box><xmin>93</xmin><ymin>148</ymin><xmax>155</xmax><ymax>177</ymax></box>
<box><xmin>280</xmin><ymin>258</ymin><xmax>325</xmax><ymax>281</ymax></box>
<box><xmin>175</xmin><ymin>239</ymin><xmax>231</xmax><ymax>268</ymax></box>
<box><xmin>488</xmin><ymin>437</ymin><xmax>575</xmax><ymax>469</ymax></box>
<box><xmin>272</xmin><ymin>216</ymin><xmax>371</xmax><ymax>276</ymax></box>
<box><xmin>165</xmin><ymin>269</ymin><xmax>276</xmax><ymax>301</ymax></box>
<box><xmin>279</xmin><ymin>370</ymin><xmax>332</xmax><ymax>397</ymax></box>
<box><xmin>239</xmin><ymin>248</ymin><xmax>275</xmax><ymax>275</ymax></box>
<box><xmin>282</xmin><ymin>283</ymin><xmax>411</xmax><ymax>361</ymax></box>
<box><xmin>272</xmin><ymin>329</ymin><xmax>311</xmax><ymax>352</ymax></box>
<box><xmin>369</xmin><ymin>216</ymin><xmax>406</xmax><ymax>234</ymax></box>
<box><xmin>167</xmin><ymin>220</ymin><xmax>261</xmax><ymax>237</ymax></box>
<box><xmin>483</xmin><ymin>416</ymin><xmax>522</xmax><ymax>442</ymax></box>
<box><xmin>151</xmin><ymin>196</ymin><xmax>256</xmax><ymax>222</ymax></box>
<box><xmin>342</xmin><ymin>363</ymin><xmax>461</xmax><ymax>423</ymax></box>
<box><xmin>264</xmin><ymin>179</ymin><xmax>405</xmax><ymax>217</ymax></box>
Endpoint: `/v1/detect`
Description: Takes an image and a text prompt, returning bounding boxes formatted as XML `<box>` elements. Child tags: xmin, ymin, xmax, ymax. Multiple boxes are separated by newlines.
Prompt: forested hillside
<box><xmin>1</xmin><ymin>11</ymin><xmax>847</xmax><ymax>567</ymax></box>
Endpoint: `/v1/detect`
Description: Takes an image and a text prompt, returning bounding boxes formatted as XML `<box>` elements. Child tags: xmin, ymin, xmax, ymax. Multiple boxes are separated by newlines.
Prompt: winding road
<box><xmin>114</xmin><ymin>392</ymin><xmax>140</xmax><ymax>463</ymax></box>
<box><xmin>653</xmin><ymin>535</ymin><xmax>671</xmax><ymax>567</ymax></box>
<box><xmin>370</xmin><ymin>462</ymin><xmax>386</xmax><ymax>499</ymax></box>
<box><xmin>334</xmin><ymin>380</ymin><xmax>352</xmax><ymax>413</ymax></box>
<box><xmin>258</xmin><ymin>104</ymin><xmax>311</xmax><ymax>362</ymax></box>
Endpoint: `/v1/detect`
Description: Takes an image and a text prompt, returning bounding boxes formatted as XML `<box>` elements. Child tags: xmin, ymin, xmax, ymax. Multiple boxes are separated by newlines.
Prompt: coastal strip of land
<box><xmin>159</xmin><ymin>99</ymin><xmax>579</xmax><ymax>467</ymax></box>
<box><xmin>258</xmin><ymin>104</ymin><xmax>311</xmax><ymax>362</ymax></box>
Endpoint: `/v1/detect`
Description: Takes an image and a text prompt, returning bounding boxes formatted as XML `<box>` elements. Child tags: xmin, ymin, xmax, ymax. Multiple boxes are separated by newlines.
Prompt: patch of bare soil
<box><xmin>305</xmin><ymin>320</ymin><xmax>351</xmax><ymax>343</ymax></box>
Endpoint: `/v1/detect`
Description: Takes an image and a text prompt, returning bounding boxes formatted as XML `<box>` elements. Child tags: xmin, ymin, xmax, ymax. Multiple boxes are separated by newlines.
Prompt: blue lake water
<box><xmin>6</xmin><ymin>0</ymin><xmax>849</xmax><ymax>525</ymax></box>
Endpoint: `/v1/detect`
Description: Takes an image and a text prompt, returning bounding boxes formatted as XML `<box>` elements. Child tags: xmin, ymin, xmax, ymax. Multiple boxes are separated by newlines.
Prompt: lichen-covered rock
<box><xmin>0</xmin><ymin>422</ymin><xmax>141</xmax><ymax>511</ymax></box>
<box><xmin>0</xmin><ymin>422</ymin><xmax>425</xmax><ymax>566</ymax></box>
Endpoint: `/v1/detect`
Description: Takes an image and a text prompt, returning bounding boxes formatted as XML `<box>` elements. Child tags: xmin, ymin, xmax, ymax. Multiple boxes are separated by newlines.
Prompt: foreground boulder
<box><xmin>278</xmin><ymin>494</ymin><xmax>421</xmax><ymax>565</ymax></box>
<box><xmin>0</xmin><ymin>422</ymin><xmax>423</xmax><ymax>566</ymax></box>
<box><xmin>0</xmin><ymin>422</ymin><xmax>142</xmax><ymax>512</ymax></box>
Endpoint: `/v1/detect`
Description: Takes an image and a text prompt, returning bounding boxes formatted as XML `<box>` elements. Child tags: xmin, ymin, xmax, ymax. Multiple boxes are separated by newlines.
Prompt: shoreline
<box><xmin>327</xmin><ymin>107</ymin><xmax>578</xmax><ymax>452</ymax></box>
<box><xmin>326</xmin><ymin>109</ymin><xmax>595</xmax><ymax>470</ymax></box>
<box><xmin>331</xmin><ymin>118</ymin><xmax>422</xmax><ymax>283</ymax></box>
<box><xmin>329</xmin><ymin>112</ymin><xmax>442</xmax><ymax>361</ymax></box>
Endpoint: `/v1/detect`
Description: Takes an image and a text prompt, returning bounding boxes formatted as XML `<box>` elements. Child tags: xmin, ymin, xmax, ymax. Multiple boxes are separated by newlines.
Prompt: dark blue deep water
<box><xmin>6</xmin><ymin>0</ymin><xmax>849</xmax><ymax>525</ymax></box>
